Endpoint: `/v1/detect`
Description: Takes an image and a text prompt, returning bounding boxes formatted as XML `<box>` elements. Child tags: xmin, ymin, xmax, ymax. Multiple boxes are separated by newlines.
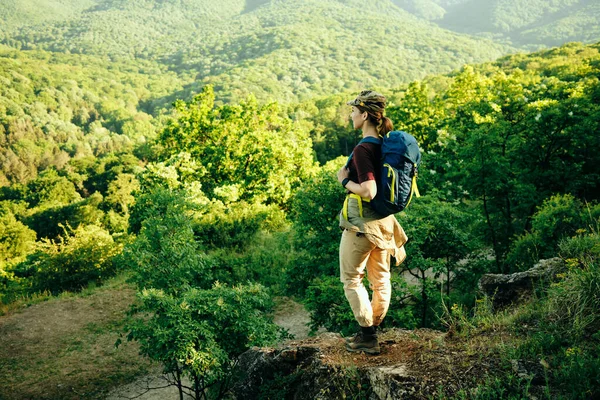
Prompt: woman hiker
<box><xmin>336</xmin><ymin>90</ymin><xmax>408</xmax><ymax>355</ymax></box>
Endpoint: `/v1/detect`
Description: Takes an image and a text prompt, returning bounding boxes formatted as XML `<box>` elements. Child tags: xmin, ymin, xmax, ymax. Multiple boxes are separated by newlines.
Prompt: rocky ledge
<box><xmin>478</xmin><ymin>257</ymin><xmax>565</xmax><ymax>307</ymax></box>
<box><xmin>230</xmin><ymin>329</ymin><xmax>505</xmax><ymax>400</ymax></box>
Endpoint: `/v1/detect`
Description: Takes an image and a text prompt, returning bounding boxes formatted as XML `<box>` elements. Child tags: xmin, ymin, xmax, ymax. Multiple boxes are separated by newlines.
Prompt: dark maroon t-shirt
<box><xmin>347</xmin><ymin>142</ymin><xmax>380</xmax><ymax>191</ymax></box>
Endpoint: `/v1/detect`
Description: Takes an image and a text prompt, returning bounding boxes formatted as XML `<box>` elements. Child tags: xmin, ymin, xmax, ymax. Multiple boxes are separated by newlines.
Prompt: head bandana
<box><xmin>346</xmin><ymin>90</ymin><xmax>387</xmax><ymax>113</ymax></box>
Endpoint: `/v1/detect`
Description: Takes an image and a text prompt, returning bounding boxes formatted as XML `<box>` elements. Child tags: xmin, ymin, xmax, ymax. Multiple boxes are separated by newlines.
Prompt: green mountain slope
<box><xmin>0</xmin><ymin>0</ymin><xmax>515</xmax><ymax>103</ymax></box>
<box><xmin>392</xmin><ymin>0</ymin><xmax>600</xmax><ymax>47</ymax></box>
<box><xmin>0</xmin><ymin>45</ymin><xmax>188</xmax><ymax>185</ymax></box>
<box><xmin>0</xmin><ymin>0</ymin><xmax>97</xmax><ymax>30</ymax></box>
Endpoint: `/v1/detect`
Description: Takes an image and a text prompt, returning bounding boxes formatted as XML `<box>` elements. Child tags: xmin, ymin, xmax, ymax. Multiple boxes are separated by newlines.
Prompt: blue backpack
<box><xmin>351</xmin><ymin>131</ymin><xmax>421</xmax><ymax>217</ymax></box>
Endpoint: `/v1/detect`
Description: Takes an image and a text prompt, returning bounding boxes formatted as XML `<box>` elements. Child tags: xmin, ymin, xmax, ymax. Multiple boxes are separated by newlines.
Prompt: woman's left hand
<box><xmin>337</xmin><ymin>166</ymin><xmax>349</xmax><ymax>184</ymax></box>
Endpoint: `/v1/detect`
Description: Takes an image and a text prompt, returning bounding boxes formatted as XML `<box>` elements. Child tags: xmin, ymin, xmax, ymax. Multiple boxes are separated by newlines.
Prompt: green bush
<box><xmin>193</xmin><ymin>201</ymin><xmax>287</xmax><ymax>251</ymax></box>
<box><xmin>559</xmin><ymin>230</ymin><xmax>600</xmax><ymax>265</ymax></box>
<box><xmin>286</xmin><ymin>158</ymin><xmax>346</xmax><ymax>295</ymax></box>
<box><xmin>24</xmin><ymin>192</ymin><xmax>105</xmax><ymax>240</ymax></box>
<box><xmin>124</xmin><ymin>282</ymin><xmax>283</xmax><ymax>399</ymax></box>
<box><xmin>128</xmin><ymin>186</ymin><xmax>196</xmax><ymax>235</ymax></box>
<box><xmin>0</xmin><ymin>211</ymin><xmax>36</xmax><ymax>266</ymax></box>
<box><xmin>205</xmin><ymin>230</ymin><xmax>293</xmax><ymax>290</ymax></box>
<box><xmin>120</xmin><ymin>189</ymin><xmax>213</xmax><ymax>294</ymax></box>
<box><xmin>121</xmin><ymin>188</ymin><xmax>284</xmax><ymax>398</ymax></box>
<box><xmin>502</xmin><ymin>232</ymin><xmax>600</xmax><ymax>400</ymax></box>
<box><xmin>384</xmin><ymin>274</ymin><xmax>419</xmax><ymax>330</ymax></box>
<box><xmin>304</xmin><ymin>275</ymin><xmax>356</xmax><ymax>336</ymax></box>
<box><xmin>546</xmin><ymin>234</ymin><xmax>600</xmax><ymax>339</ymax></box>
<box><xmin>304</xmin><ymin>273</ymin><xmax>420</xmax><ymax>334</ymax></box>
<box><xmin>14</xmin><ymin>224</ymin><xmax>121</xmax><ymax>295</ymax></box>
<box><xmin>507</xmin><ymin>194</ymin><xmax>593</xmax><ymax>271</ymax></box>
<box><xmin>397</xmin><ymin>195</ymin><xmax>477</xmax><ymax>328</ymax></box>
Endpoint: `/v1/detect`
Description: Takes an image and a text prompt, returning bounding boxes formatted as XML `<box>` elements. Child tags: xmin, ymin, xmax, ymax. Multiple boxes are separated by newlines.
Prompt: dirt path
<box><xmin>0</xmin><ymin>282</ymin><xmax>314</xmax><ymax>400</ymax></box>
<box><xmin>272</xmin><ymin>296</ymin><xmax>312</xmax><ymax>340</ymax></box>
<box><xmin>0</xmin><ymin>280</ymin><xmax>153</xmax><ymax>400</ymax></box>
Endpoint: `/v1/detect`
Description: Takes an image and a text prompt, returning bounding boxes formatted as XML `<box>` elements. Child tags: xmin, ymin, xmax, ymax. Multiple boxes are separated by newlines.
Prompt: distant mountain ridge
<box><xmin>0</xmin><ymin>0</ymin><xmax>598</xmax><ymax>103</ymax></box>
<box><xmin>392</xmin><ymin>0</ymin><xmax>600</xmax><ymax>47</ymax></box>
<box><xmin>1</xmin><ymin>0</ymin><xmax>513</xmax><ymax>103</ymax></box>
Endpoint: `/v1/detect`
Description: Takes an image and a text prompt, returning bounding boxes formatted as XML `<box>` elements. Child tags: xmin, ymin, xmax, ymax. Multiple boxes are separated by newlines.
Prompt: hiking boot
<box><xmin>345</xmin><ymin>331</ymin><xmax>362</xmax><ymax>344</ymax></box>
<box><xmin>345</xmin><ymin>325</ymin><xmax>378</xmax><ymax>343</ymax></box>
<box><xmin>345</xmin><ymin>326</ymin><xmax>380</xmax><ymax>355</ymax></box>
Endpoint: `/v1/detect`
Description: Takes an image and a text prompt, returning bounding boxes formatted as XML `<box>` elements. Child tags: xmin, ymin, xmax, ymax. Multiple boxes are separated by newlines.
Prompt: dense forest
<box><xmin>1</xmin><ymin>1</ymin><xmax>600</xmax><ymax>398</ymax></box>
<box><xmin>2</xmin><ymin>0</ymin><xmax>598</xmax><ymax>104</ymax></box>
<box><xmin>1</xmin><ymin>39</ymin><xmax>599</xmax><ymax>398</ymax></box>
<box><xmin>0</xmin><ymin>0</ymin><xmax>519</xmax><ymax>103</ymax></box>
<box><xmin>393</xmin><ymin>0</ymin><xmax>600</xmax><ymax>47</ymax></box>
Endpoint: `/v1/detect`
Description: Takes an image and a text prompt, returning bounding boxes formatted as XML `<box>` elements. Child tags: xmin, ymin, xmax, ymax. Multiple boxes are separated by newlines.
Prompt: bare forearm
<box><xmin>337</xmin><ymin>165</ymin><xmax>377</xmax><ymax>199</ymax></box>
<box><xmin>345</xmin><ymin>180</ymin><xmax>377</xmax><ymax>200</ymax></box>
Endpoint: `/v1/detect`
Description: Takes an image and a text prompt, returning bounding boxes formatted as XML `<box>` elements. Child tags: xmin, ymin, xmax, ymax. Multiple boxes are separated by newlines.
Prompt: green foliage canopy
<box><xmin>158</xmin><ymin>85</ymin><xmax>317</xmax><ymax>207</ymax></box>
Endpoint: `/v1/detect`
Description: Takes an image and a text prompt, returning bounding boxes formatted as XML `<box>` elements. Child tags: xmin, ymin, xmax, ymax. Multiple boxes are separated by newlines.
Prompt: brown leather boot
<box><xmin>345</xmin><ymin>325</ymin><xmax>378</xmax><ymax>343</ymax></box>
<box><xmin>345</xmin><ymin>326</ymin><xmax>380</xmax><ymax>355</ymax></box>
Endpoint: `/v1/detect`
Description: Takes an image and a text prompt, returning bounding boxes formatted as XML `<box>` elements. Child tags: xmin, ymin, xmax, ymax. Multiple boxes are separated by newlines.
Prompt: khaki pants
<box><xmin>339</xmin><ymin>229</ymin><xmax>391</xmax><ymax>328</ymax></box>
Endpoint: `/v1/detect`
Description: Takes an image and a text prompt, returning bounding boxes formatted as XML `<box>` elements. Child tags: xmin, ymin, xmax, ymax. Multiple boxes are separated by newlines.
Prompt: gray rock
<box><xmin>230</xmin><ymin>341</ymin><xmax>426</xmax><ymax>399</ymax></box>
<box><xmin>478</xmin><ymin>258</ymin><xmax>565</xmax><ymax>307</ymax></box>
<box><xmin>367</xmin><ymin>365</ymin><xmax>420</xmax><ymax>400</ymax></box>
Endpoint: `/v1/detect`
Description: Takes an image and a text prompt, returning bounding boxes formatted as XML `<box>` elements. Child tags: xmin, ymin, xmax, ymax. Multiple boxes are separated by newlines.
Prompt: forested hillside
<box><xmin>0</xmin><ymin>45</ymin><xmax>191</xmax><ymax>186</ymax></box>
<box><xmin>393</xmin><ymin>0</ymin><xmax>600</xmax><ymax>47</ymax></box>
<box><xmin>3</xmin><ymin>0</ymin><xmax>598</xmax><ymax>104</ymax></box>
<box><xmin>2</xmin><ymin>0</ymin><xmax>517</xmax><ymax>103</ymax></box>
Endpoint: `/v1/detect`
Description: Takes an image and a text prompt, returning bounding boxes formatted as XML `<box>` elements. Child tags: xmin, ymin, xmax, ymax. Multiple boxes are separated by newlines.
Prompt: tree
<box><xmin>14</xmin><ymin>224</ymin><xmax>120</xmax><ymax>294</ymax></box>
<box><xmin>398</xmin><ymin>196</ymin><xmax>475</xmax><ymax>327</ymax></box>
<box><xmin>158</xmin><ymin>85</ymin><xmax>317</xmax><ymax>207</ymax></box>
<box><xmin>0</xmin><ymin>209</ymin><xmax>36</xmax><ymax>266</ymax></box>
<box><xmin>119</xmin><ymin>188</ymin><xmax>282</xmax><ymax>399</ymax></box>
<box><xmin>286</xmin><ymin>157</ymin><xmax>346</xmax><ymax>295</ymax></box>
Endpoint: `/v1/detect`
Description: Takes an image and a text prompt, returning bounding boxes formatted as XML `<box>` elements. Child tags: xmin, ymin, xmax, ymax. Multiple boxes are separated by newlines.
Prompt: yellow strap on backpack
<box><xmin>342</xmin><ymin>194</ymin><xmax>370</xmax><ymax>220</ymax></box>
<box><xmin>405</xmin><ymin>166</ymin><xmax>421</xmax><ymax>208</ymax></box>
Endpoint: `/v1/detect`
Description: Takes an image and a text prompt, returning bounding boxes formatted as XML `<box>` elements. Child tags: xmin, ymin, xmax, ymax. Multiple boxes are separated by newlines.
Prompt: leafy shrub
<box><xmin>0</xmin><ymin>211</ymin><xmax>36</xmax><ymax>266</ymax></box>
<box><xmin>305</xmin><ymin>273</ymin><xmax>420</xmax><ymax>334</ymax></box>
<box><xmin>128</xmin><ymin>186</ymin><xmax>196</xmax><ymax>235</ymax></box>
<box><xmin>286</xmin><ymin>158</ymin><xmax>346</xmax><ymax>295</ymax></box>
<box><xmin>502</xmin><ymin>232</ymin><xmax>600</xmax><ymax>400</ymax></box>
<box><xmin>205</xmin><ymin>230</ymin><xmax>293</xmax><ymax>290</ymax></box>
<box><xmin>507</xmin><ymin>194</ymin><xmax>592</xmax><ymax>271</ymax></box>
<box><xmin>121</xmin><ymin>188</ymin><xmax>284</xmax><ymax>398</ymax></box>
<box><xmin>14</xmin><ymin>224</ymin><xmax>121</xmax><ymax>295</ymax></box>
<box><xmin>384</xmin><ymin>274</ymin><xmax>419</xmax><ymax>330</ymax></box>
<box><xmin>532</xmin><ymin>194</ymin><xmax>586</xmax><ymax>247</ymax></box>
<box><xmin>397</xmin><ymin>195</ymin><xmax>477</xmax><ymax>328</ymax></box>
<box><xmin>24</xmin><ymin>192</ymin><xmax>105</xmax><ymax>240</ymax></box>
<box><xmin>123</xmin><ymin>282</ymin><xmax>283</xmax><ymax>399</ymax></box>
<box><xmin>304</xmin><ymin>275</ymin><xmax>356</xmax><ymax>336</ymax></box>
<box><xmin>119</xmin><ymin>188</ymin><xmax>213</xmax><ymax>294</ymax></box>
<box><xmin>559</xmin><ymin>229</ymin><xmax>600</xmax><ymax>264</ymax></box>
<box><xmin>193</xmin><ymin>201</ymin><xmax>287</xmax><ymax>251</ymax></box>
<box><xmin>546</xmin><ymin>233</ymin><xmax>600</xmax><ymax>339</ymax></box>
<box><xmin>505</xmin><ymin>232</ymin><xmax>543</xmax><ymax>272</ymax></box>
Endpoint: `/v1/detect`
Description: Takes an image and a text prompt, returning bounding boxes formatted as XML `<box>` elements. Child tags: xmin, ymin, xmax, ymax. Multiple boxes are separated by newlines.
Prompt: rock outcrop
<box><xmin>230</xmin><ymin>329</ymin><xmax>502</xmax><ymax>399</ymax></box>
<box><xmin>478</xmin><ymin>257</ymin><xmax>565</xmax><ymax>307</ymax></box>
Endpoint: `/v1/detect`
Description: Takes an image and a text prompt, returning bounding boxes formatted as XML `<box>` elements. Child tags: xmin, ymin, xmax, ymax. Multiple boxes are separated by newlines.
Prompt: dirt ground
<box><xmin>279</xmin><ymin>328</ymin><xmax>510</xmax><ymax>398</ymax></box>
<box><xmin>0</xmin><ymin>281</ymin><xmax>153</xmax><ymax>400</ymax></box>
<box><xmin>0</xmin><ymin>282</ymin><xmax>316</xmax><ymax>400</ymax></box>
<box><xmin>272</xmin><ymin>296</ymin><xmax>313</xmax><ymax>339</ymax></box>
<box><xmin>1</xmin><ymin>286</ymin><xmax>508</xmax><ymax>399</ymax></box>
